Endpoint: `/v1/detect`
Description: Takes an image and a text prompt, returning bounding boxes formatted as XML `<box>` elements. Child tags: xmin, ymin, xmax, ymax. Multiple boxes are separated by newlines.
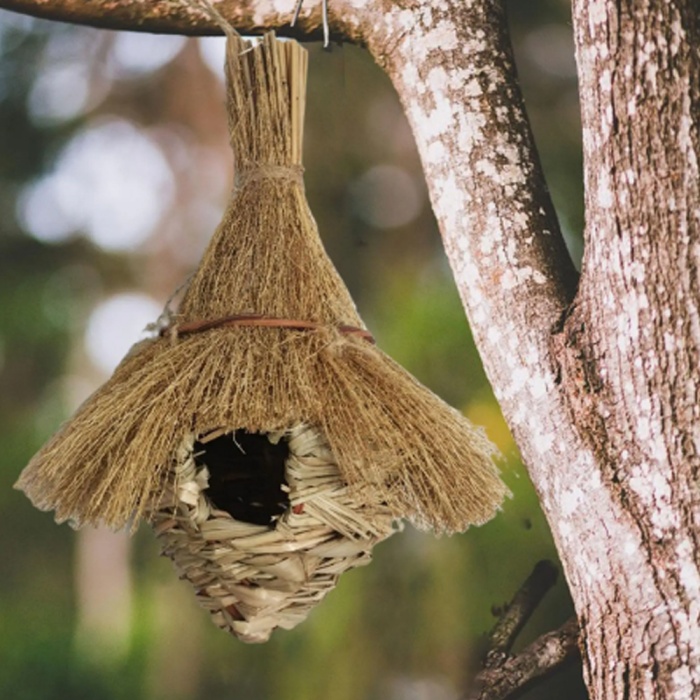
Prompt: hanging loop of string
<box><xmin>291</xmin><ymin>0</ymin><xmax>330</xmax><ymax>48</ymax></box>
<box><xmin>184</xmin><ymin>0</ymin><xmax>330</xmax><ymax>49</ymax></box>
<box><xmin>189</xmin><ymin>0</ymin><xmax>241</xmax><ymax>41</ymax></box>
<box><xmin>146</xmin><ymin>273</ymin><xmax>195</xmax><ymax>337</ymax></box>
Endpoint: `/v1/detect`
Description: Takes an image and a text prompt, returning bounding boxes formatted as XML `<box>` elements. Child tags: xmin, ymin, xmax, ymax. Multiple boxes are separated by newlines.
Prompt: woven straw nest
<box><xmin>153</xmin><ymin>424</ymin><xmax>396</xmax><ymax>642</ymax></box>
<box><xmin>16</xmin><ymin>31</ymin><xmax>508</xmax><ymax>642</ymax></box>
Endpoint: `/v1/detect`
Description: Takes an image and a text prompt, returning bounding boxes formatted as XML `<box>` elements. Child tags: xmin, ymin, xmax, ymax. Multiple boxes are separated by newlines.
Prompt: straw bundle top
<box><xmin>223</xmin><ymin>34</ymin><xmax>306</xmax><ymax>170</ymax></box>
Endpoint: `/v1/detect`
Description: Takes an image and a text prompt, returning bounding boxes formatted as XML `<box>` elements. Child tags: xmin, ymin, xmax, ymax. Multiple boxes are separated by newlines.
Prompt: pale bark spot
<box><xmin>486</xmin><ymin>326</ymin><xmax>502</xmax><ymax>344</ymax></box>
<box><xmin>461</xmin><ymin>38</ymin><xmax>489</xmax><ymax>57</ymax></box>
<box><xmin>587</xmin><ymin>0</ymin><xmax>608</xmax><ymax>32</ymax></box>
<box><xmin>463</xmin><ymin>78</ymin><xmax>482</xmax><ymax>98</ymax></box>
<box><xmin>623</xmin><ymin>536</ymin><xmax>638</xmax><ymax>555</ymax></box>
<box><xmin>423</xmin><ymin>99</ymin><xmax>454</xmax><ymax>139</ymax></box>
<box><xmin>671</xmin><ymin>667</ymin><xmax>694</xmax><ymax>696</ymax></box>
<box><xmin>669</xmin><ymin>15</ymin><xmax>685</xmax><ymax>55</ymax></box>
<box><xmin>270</xmin><ymin>0</ymin><xmax>293</xmax><ymax>12</ymax></box>
<box><xmin>426</xmin><ymin>139</ymin><xmax>447</xmax><ymax>163</ymax></box>
<box><xmin>426</xmin><ymin>66</ymin><xmax>449</xmax><ymax>91</ymax></box>
<box><xmin>678</xmin><ymin>104</ymin><xmax>698</xmax><ymax>177</ymax></box>
<box><xmin>479</xmin><ymin>229</ymin><xmax>497</xmax><ymax>254</ymax></box>
<box><xmin>401</xmin><ymin>62</ymin><xmax>421</xmax><ymax>92</ymax></box>
<box><xmin>560</xmin><ymin>486</ymin><xmax>583</xmax><ymax>516</ymax></box>
<box><xmin>423</xmin><ymin>21</ymin><xmax>459</xmax><ymax>51</ymax></box>
<box><xmin>528</xmin><ymin>373</ymin><xmax>550</xmax><ymax>399</ymax></box>
<box><xmin>532</xmin><ymin>431</ymin><xmax>555</xmax><ymax>455</ymax></box>
<box><xmin>677</xmin><ymin>539</ymin><xmax>700</xmax><ymax>595</ymax></box>
<box><xmin>644</xmin><ymin>59</ymin><xmax>659</xmax><ymax>92</ymax></box>
<box><xmin>476</xmin><ymin>159</ymin><xmax>499</xmax><ymax>180</ymax></box>
<box><xmin>596</xmin><ymin>171</ymin><xmax>614</xmax><ymax>208</ymax></box>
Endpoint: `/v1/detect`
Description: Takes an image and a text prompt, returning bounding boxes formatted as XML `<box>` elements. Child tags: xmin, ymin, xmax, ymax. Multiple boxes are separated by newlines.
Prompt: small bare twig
<box><xmin>484</xmin><ymin>560</ymin><xmax>558</xmax><ymax>666</ymax></box>
<box><xmin>467</xmin><ymin>618</ymin><xmax>580</xmax><ymax>700</ymax></box>
<box><xmin>464</xmin><ymin>561</ymin><xmax>581</xmax><ymax>700</ymax></box>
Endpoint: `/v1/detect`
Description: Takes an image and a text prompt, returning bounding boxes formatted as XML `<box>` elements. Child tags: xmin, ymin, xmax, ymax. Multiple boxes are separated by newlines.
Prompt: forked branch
<box><xmin>464</xmin><ymin>561</ymin><xmax>581</xmax><ymax>700</ymax></box>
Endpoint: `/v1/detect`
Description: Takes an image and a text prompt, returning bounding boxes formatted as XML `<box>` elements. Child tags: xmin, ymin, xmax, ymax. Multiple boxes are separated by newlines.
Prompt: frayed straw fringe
<box><xmin>17</xmin><ymin>320</ymin><xmax>504</xmax><ymax>533</ymax></box>
<box><xmin>16</xmin><ymin>34</ymin><xmax>507</xmax><ymax>539</ymax></box>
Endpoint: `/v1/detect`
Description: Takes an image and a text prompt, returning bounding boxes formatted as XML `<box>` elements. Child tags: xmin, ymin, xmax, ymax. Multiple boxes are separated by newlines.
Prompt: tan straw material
<box><xmin>16</xmin><ymin>32</ymin><xmax>508</xmax><ymax>641</ymax></box>
<box><xmin>152</xmin><ymin>424</ymin><xmax>396</xmax><ymax>642</ymax></box>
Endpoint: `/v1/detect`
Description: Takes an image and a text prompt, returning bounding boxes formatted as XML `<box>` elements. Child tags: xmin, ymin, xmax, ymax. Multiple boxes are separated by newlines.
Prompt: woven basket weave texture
<box><xmin>152</xmin><ymin>424</ymin><xmax>397</xmax><ymax>642</ymax></box>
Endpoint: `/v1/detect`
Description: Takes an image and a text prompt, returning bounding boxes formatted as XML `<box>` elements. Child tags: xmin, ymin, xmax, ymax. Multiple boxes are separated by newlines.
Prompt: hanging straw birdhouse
<box><xmin>16</xmin><ymin>31</ymin><xmax>508</xmax><ymax>643</ymax></box>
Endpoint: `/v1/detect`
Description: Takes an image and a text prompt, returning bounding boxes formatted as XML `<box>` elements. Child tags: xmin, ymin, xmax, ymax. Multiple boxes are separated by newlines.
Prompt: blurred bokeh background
<box><xmin>0</xmin><ymin>1</ymin><xmax>587</xmax><ymax>698</ymax></box>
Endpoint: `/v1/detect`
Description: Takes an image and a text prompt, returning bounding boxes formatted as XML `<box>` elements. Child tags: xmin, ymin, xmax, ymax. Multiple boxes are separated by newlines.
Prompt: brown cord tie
<box><xmin>160</xmin><ymin>314</ymin><xmax>375</xmax><ymax>344</ymax></box>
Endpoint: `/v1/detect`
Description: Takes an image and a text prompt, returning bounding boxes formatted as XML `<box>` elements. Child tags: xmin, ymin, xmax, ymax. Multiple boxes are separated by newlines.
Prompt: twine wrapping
<box><xmin>234</xmin><ymin>164</ymin><xmax>305</xmax><ymax>188</ymax></box>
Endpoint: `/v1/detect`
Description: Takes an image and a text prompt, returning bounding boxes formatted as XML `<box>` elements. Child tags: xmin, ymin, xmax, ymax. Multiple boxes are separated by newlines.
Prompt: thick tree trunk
<box><xmin>372</xmin><ymin>0</ymin><xmax>699</xmax><ymax>694</ymax></box>
<box><xmin>2</xmin><ymin>0</ymin><xmax>699</xmax><ymax>697</ymax></box>
<box><xmin>566</xmin><ymin>0</ymin><xmax>700</xmax><ymax>696</ymax></box>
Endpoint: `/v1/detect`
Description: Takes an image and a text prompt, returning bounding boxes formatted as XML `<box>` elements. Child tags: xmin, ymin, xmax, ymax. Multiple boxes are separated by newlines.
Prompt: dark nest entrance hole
<box><xmin>193</xmin><ymin>430</ymin><xmax>290</xmax><ymax>526</ymax></box>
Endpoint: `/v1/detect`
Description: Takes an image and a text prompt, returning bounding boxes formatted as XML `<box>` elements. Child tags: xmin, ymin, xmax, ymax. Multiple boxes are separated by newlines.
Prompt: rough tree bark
<box><xmin>564</xmin><ymin>1</ymin><xmax>700</xmax><ymax>696</ymax></box>
<box><xmin>2</xmin><ymin>0</ymin><xmax>698</xmax><ymax>698</ymax></box>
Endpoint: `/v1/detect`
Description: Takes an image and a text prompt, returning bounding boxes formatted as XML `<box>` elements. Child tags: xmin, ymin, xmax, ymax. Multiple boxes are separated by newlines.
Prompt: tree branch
<box><xmin>370</xmin><ymin>0</ymin><xmax>607</xmax><ymax>610</ymax></box>
<box><xmin>464</xmin><ymin>561</ymin><xmax>580</xmax><ymax>700</ymax></box>
<box><xmin>562</xmin><ymin>1</ymin><xmax>700</xmax><ymax>694</ymax></box>
<box><xmin>466</xmin><ymin>618</ymin><xmax>580</xmax><ymax>700</ymax></box>
<box><xmin>0</xmin><ymin>0</ymin><xmax>329</xmax><ymax>40</ymax></box>
<box><xmin>483</xmin><ymin>560</ymin><xmax>559</xmax><ymax>667</ymax></box>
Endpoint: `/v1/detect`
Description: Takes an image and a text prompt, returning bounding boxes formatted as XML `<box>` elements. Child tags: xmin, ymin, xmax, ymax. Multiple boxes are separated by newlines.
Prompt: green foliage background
<box><xmin>0</xmin><ymin>2</ymin><xmax>587</xmax><ymax>698</ymax></box>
